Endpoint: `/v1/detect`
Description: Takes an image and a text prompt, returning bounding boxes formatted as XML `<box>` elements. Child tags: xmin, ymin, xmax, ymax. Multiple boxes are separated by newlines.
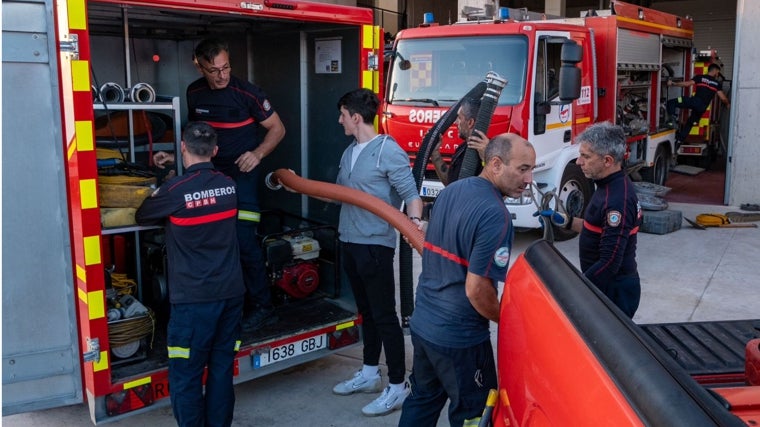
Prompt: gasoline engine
<box><xmin>264</xmin><ymin>233</ymin><xmax>321</xmax><ymax>300</ymax></box>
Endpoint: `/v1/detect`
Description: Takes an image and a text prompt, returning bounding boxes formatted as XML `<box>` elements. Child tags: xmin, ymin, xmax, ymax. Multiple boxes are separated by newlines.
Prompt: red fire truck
<box><xmin>383</xmin><ymin>1</ymin><xmax>694</xmax><ymax>239</ymax></box>
<box><xmin>2</xmin><ymin>0</ymin><xmax>382</xmax><ymax>423</ymax></box>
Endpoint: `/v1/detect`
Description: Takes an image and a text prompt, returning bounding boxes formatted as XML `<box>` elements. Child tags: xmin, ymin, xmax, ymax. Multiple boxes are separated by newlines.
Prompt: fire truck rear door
<box><xmin>2</xmin><ymin>0</ymin><xmax>84</xmax><ymax>414</ymax></box>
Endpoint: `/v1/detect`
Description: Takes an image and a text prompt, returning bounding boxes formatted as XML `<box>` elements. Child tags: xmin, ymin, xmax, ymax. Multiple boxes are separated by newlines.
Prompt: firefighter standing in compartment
<box><xmin>154</xmin><ymin>38</ymin><xmax>286</xmax><ymax>331</ymax></box>
<box><xmin>565</xmin><ymin>122</ymin><xmax>642</xmax><ymax>318</ymax></box>
<box><xmin>136</xmin><ymin>122</ymin><xmax>245</xmax><ymax>427</ymax></box>
<box><xmin>666</xmin><ymin>63</ymin><xmax>730</xmax><ymax>144</ymax></box>
<box><xmin>429</xmin><ymin>96</ymin><xmax>488</xmax><ymax>186</ymax></box>
<box><xmin>399</xmin><ymin>134</ymin><xmax>536</xmax><ymax>427</ymax></box>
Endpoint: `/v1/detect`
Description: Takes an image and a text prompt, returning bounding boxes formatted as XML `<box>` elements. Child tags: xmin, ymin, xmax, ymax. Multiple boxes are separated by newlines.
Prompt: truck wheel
<box><xmin>640</xmin><ymin>145</ymin><xmax>669</xmax><ymax>185</ymax></box>
<box><xmin>552</xmin><ymin>163</ymin><xmax>593</xmax><ymax>242</ymax></box>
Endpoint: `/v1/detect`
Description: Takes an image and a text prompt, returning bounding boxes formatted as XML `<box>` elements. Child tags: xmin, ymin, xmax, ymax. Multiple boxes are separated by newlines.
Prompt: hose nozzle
<box><xmin>265</xmin><ymin>172</ymin><xmax>283</xmax><ymax>191</ymax></box>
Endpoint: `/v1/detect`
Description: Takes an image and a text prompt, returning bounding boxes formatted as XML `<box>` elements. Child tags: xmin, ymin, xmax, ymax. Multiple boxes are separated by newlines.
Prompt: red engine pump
<box><xmin>268</xmin><ymin>234</ymin><xmax>322</xmax><ymax>299</ymax></box>
<box><xmin>277</xmin><ymin>261</ymin><xmax>320</xmax><ymax>298</ymax></box>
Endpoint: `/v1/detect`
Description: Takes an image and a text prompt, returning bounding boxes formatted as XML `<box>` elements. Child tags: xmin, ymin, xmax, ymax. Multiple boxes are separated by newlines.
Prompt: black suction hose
<box><xmin>459</xmin><ymin>72</ymin><xmax>508</xmax><ymax>179</ymax></box>
<box><xmin>398</xmin><ymin>79</ymin><xmax>489</xmax><ymax>330</ymax></box>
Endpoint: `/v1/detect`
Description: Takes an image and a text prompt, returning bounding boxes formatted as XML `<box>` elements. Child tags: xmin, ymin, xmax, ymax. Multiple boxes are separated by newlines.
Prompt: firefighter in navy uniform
<box><xmin>666</xmin><ymin>63</ymin><xmax>730</xmax><ymax>144</ymax></box>
<box><xmin>549</xmin><ymin>122</ymin><xmax>643</xmax><ymax>318</ymax></box>
<box><xmin>155</xmin><ymin>38</ymin><xmax>286</xmax><ymax>331</ymax></box>
<box><xmin>136</xmin><ymin>122</ymin><xmax>245</xmax><ymax>427</ymax></box>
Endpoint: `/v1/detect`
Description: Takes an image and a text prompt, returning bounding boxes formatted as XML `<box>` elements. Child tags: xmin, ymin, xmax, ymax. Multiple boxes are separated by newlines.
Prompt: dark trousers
<box><xmin>232</xmin><ymin>171</ymin><xmax>270</xmax><ymax>310</ymax></box>
<box><xmin>667</xmin><ymin>96</ymin><xmax>707</xmax><ymax>141</ymax></box>
<box><xmin>341</xmin><ymin>242</ymin><xmax>405</xmax><ymax>384</ymax></box>
<box><xmin>398</xmin><ymin>333</ymin><xmax>497</xmax><ymax>427</ymax></box>
<box><xmin>598</xmin><ymin>274</ymin><xmax>641</xmax><ymax>318</ymax></box>
<box><xmin>168</xmin><ymin>297</ymin><xmax>244</xmax><ymax>427</ymax></box>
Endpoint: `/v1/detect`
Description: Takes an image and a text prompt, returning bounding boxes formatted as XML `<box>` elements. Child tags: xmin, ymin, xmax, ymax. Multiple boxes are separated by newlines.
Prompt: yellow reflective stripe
<box><xmin>93</xmin><ymin>351</ymin><xmax>108</xmax><ymax>372</ymax></box>
<box><xmin>362</xmin><ymin>24</ymin><xmax>373</xmax><ymax>49</ymax></box>
<box><xmin>124</xmin><ymin>376</ymin><xmax>151</xmax><ymax>389</ymax></box>
<box><xmin>67</xmin><ymin>0</ymin><xmax>87</xmax><ymax>30</ymax></box>
<box><xmin>234</xmin><ymin>340</ymin><xmax>241</xmax><ymax>352</ymax></box>
<box><xmin>238</xmin><ymin>210</ymin><xmax>260</xmax><ymax>222</ymax></box>
<box><xmin>87</xmin><ymin>290</ymin><xmax>105</xmax><ymax>320</ymax></box>
<box><xmin>80</xmin><ymin>178</ymin><xmax>97</xmax><ymax>209</ymax></box>
<box><xmin>83</xmin><ymin>235</ymin><xmax>102</xmax><ymax>266</ymax></box>
<box><xmin>76</xmin><ymin>120</ymin><xmax>94</xmax><ymax>152</ymax></box>
<box><xmin>336</xmin><ymin>320</ymin><xmax>355</xmax><ymax>330</ymax></box>
<box><xmin>463</xmin><ymin>418</ymin><xmax>481</xmax><ymax>426</ymax></box>
<box><xmin>362</xmin><ymin>70</ymin><xmax>374</xmax><ymax>90</ymax></box>
<box><xmin>167</xmin><ymin>346</ymin><xmax>190</xmax><ymax>359</ymax></box>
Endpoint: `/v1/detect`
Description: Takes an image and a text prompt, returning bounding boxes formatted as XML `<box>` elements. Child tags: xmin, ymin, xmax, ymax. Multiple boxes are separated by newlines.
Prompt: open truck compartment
<box><xmin>89</xmin><ymin>0</ymin><xmax>376</xmax><ymax>418</ymax></box>
<box><xmin>3</xmin><ymin>0</ymin><xmax>382</xmax><ymax>422</ymax></box>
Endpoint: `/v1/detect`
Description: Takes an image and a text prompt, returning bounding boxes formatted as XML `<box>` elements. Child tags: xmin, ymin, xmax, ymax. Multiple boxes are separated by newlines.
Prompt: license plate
<box><xmin>252</xmin><ymin>334</ymin><xmax>327</xmax><ymax>369</ymax></box>
<box><xmin>420</xmin><ymin>180</ymin><xmax>445</xmax><ymax>198</ymax></box>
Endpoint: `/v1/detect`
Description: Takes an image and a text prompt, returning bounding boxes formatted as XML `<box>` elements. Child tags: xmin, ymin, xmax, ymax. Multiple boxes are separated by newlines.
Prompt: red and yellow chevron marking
<box><xmin>59</xmin><ymin>0</ymin><xmax>113</xmax><ymax>398</ymax></box>
<box><xmin>361</xmin><ymin>24</ymin><xmax>381</xmax><ymax>92</ymax></box>
<box><xmin>691</xmin><ymin>61</ymin><xmax>714</xmax><ymax>141</ymax></box>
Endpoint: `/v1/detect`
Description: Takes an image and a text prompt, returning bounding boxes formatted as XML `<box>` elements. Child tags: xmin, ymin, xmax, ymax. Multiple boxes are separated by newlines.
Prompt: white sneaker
<box><xmin>361</xmin><ymin>382</ymin><xmax>410</xmax><ymax>417</ymax></box>
<box><xmin>332</xmin><ymin>370</ymin><xmax>382</xmax><ymax>395</ymax></box>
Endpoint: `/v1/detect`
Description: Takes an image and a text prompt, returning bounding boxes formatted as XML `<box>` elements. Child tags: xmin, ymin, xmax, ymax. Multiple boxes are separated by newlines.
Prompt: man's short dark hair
<box><xmin>183</xmin><ymin>122</ymin><xmax>217</xmax><ymax>157</ymax></box>
<box><xmin>337</xmin><ymin>88</ymin><xmax>380</xmax><ymax>124</ymax></box>
<box><xmin>194</xmin><ymin>38</ymin><xmax>229</xmax><ymax>64</ymax></box>
<box><xmin>460</xmin><ymin>97</ymin><xmax>482</xmax><ymax>122</ymax></box>
<box><xmin>708</xmin><ymin>63</ymin><xmax>721</xmax><ymax>73</ymax></box>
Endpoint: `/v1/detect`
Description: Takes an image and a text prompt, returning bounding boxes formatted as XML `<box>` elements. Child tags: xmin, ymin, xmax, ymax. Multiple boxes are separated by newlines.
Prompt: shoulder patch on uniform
<box><xmin>263</xmin><ymin>99</ymin><xmax>272</xmax><ymax>111</ymax></box>
<box><xmin>607</xmin><ymin>210</ymin><xmax>622</xmax><ymax>227</ymax></box>
<box><xmin>494</xmin><ymin>247</ymin><xmax>510</xmax><ymax>268</ymax></box>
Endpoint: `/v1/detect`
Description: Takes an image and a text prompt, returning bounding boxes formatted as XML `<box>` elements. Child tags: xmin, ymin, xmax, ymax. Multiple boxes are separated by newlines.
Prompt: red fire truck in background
<box><xmin>383</xmin><ymin>0</ymin><xmax>695</xmax><ymax>239</ymax></box>
<box><xmin>3</xmin><ymin>0</ymin><xmax>382</xmax><ymax>422</ymax></box>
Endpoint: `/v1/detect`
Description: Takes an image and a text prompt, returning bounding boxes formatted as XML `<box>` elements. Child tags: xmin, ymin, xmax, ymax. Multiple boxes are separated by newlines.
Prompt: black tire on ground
<box><xmin>640</xmin><ymin>144</ymin><xmax>669</xmax><ymax>185</ymax></box>
<box><xmin>552</xmin><ymin>163</ymin><xmax>593</xmax><ymax>242</ymax></box>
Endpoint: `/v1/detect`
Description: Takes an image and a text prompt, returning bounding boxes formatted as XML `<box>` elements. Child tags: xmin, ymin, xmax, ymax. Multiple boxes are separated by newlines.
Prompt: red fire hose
<box><xmin>267</xmin><ymin>169</ymin><xmax>425</xmax><ymax>254</ymax></box>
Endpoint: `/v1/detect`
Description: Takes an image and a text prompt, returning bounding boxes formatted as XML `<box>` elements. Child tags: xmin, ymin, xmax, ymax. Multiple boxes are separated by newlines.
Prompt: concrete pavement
<box><xmin>4</xmin><ymin>202</ymin><xmax>759</xmax><ymax>426</ymax></box>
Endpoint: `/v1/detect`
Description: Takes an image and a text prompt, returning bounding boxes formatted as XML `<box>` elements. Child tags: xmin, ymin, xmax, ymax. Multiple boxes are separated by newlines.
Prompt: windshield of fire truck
<box><xmin>388</xmin><ymin>36</ymin><xmax>527</xmax><ymax>107</ymax></box>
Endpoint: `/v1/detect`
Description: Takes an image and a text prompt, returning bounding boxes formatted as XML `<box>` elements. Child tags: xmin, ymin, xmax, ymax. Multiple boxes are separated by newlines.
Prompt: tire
<box><xmin>640</xmin><ymin>145</ymin><xmax>669</xmax><ymax>185</ymax></box>
<box><xmin>552</xmin><ymin>163</ymin><xmax>593</xmax><ymax>242</ymax></box>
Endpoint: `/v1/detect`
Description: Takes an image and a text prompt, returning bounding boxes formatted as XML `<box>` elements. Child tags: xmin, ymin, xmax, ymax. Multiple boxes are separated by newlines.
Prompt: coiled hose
<box><xmin>459</xmin><ymin>72</ymin><xmax>508</xmax><ymax>179</ymax></box>
<box><xmin>410</xmin><ymin>81</ymin><xmax>489</xmax><ymax>189</ymax></box>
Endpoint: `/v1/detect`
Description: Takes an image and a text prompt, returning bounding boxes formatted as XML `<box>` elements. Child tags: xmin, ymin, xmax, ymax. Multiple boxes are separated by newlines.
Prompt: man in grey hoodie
<box><xmin>329</xmin><ymin>88</ymin><xmax>423</xmax><ymax>417</ymax></box>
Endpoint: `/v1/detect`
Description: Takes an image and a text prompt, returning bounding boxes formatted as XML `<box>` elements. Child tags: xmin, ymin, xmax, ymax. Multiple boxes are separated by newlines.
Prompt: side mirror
<box><xmin>559</xmin><ymin>40</ymin><xmax>582</xmax><ymax>102</ymax></box>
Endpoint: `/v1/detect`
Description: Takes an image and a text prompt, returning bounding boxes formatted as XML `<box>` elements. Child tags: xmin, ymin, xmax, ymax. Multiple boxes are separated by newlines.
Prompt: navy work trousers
<box><xmin>667</xmin><ymin>96</ymin><xmax>708</xmax><ymax>141</ymax></box>
<box><xmin>399</xmin><ymin>332</ymin><xmax>497</xmax><ymax>427</ymax></box>
<box><xmin>341</xmin><ymin>242</ymin><xmax>406</xmax><ymax>384</ymax></box>
<box><xmin>231</xmin><ymin>170</ymin><xmax>270</xmax><ymax>311</ymax></box>
<box><xmin>597</xmin><ymin>273</ymin><xmax>641</xmax><ymax>319</ymax></box>
<box><xmin>168</xmin><ymin>297</ymin><xmax>244</xmax><ymax>427</ymax></box>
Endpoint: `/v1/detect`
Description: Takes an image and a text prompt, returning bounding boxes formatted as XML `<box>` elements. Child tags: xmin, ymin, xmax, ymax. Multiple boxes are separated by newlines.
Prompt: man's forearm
<box><xmin>465</xmin><ymin>273</ymin><xmax>500</xmax><ymax>322</ymax></box>
<box><xmin>430</xmin><ymin>149</ymin><xmax>450</xmax><ymax>185</ymax></box>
